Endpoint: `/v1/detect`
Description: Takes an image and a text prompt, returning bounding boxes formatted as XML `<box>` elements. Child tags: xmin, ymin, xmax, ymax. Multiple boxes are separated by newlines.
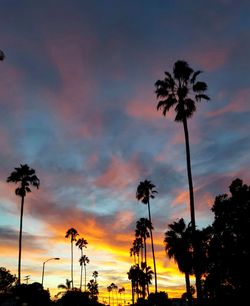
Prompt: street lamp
<box><xmin>41</xmin><ymin>257</ymin><xmax>60</xmax><ymax>287</ymax></box>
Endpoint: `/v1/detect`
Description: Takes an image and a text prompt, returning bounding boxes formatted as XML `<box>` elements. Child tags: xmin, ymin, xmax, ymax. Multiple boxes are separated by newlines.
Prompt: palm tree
<box><xmin>58</xmin><ymin>278</ymin><xmax>72</xmax><ymax>291</ymax></box>
<box><xmin>0</xmin><ymin>49</ymin><xmax>4</xmax><ymax>61</ymax></box>
<box><xmin>7</xmin><ymin>164</ymin><xmax>40</xmax><ymax>284</ymax></box>
<box><xmin>107</xmin><ymin>285</ymin><xmax>112</xmax><ymax>306</ymax></box>
<box><xmin>128</xmin><ymin>264</ymin><xmax>140</xmax><ymax>304</ymax></box>
<box><xmin>92</xmin><ymin>271</ymin><xmax>98</xmax><ymax>282</ymax></box>
<box><xmin>155</xmin><ymin>60</ymin><xmax>210</xmax><ymax>299</ymax></box>
<box><xmin>65</xmin><ymin>228</ymin><xmax>79</xmax><ymax>288</ymax></box>
<box><xmin>110</xmin><ymin>283</ymin><xmax>118</xmax><ymax>306</ymax></box>
<box><xmin>135</xmin><ymin>218</ymin><xmax>151</xmax><ymax>269</ymax></box>
<box><xmin>76</xmin><ymin>237</ymin><xmax>88</xmax><ymax>291</ymax></box>
<box><xmin>118</xmin><ymin>287</ymin><xmax>125</xmax><ymax>306</ymax></box>
<box><xmin>144</xmin><ymin>265</ymin><xmax>153</xmax><ymax>297</ymax></box>
<box><xmin>79</xmin><ymin>254</ymin><xmax>89</xmax><ymax>291</ymax></box>
<box><xmin>136</xmin><ymin>179</ymin><xmax>158</xmax><ymax>293</ymax></box>
<box><xmin>164</xmin><ymin>218</ymin><xmax>193</xmax><ymax>306</ymax></box>
<box><xmin>130</xmin><ymin>237</ymin><xmax>143</xmax><ymax>265</ymax></box>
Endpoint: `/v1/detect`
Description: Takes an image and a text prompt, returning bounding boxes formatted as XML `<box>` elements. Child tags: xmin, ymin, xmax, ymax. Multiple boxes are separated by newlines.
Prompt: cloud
<box><xmin>207</xmin><ymin>88</ymin><xmax>250</xmax><ymax>117</ymax></box>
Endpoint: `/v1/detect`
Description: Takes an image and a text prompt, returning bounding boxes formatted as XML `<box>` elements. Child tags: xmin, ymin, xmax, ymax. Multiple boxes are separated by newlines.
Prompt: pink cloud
<box><xmin>43</xmin><ymin>33</ymin><xmax>103</xmax><ymax>138</ymax></box>
<box><xmin>207</xmin><ymin>88</ymin><xmax>250</xmax><ymax>117</ymax></box>
<box><xmin>185</xmin><ymin>42</ymin><xmax>230</xmax><ymax>71</ymax></box>
<box><xmin>94</xmin><ymin>155</ymin><xmax>141</xmax><ymax>191</ymax></box>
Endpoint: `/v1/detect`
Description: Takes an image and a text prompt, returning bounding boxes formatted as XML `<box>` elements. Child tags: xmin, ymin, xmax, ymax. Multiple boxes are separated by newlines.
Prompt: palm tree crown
<box><xmin>7</xmin><ymin>164</ymin><xmax>40</xmax><ymax>197</ymax></box>
<box><xmin>136</xmin><ymin>180</ymin><xmax>157</xmax><ymax>204</ymax></box>
<box><xmin>76</xmin><ymin>238</ymin><xmax>88</xmax><ymax>250</ymax></box>
<box><xmin>155</xmin><ymin>60</ymin><xmax>209</xmax><ymax>122</ymax></box>
<box><xmin>79</xmin><ymin>255</ymin><xmax>89</xmax><ymax>266</ymax></box>
<box><xmin>65</xmin><ymin>228</ymin><xmax>79</xmax><ymax>242</ymax></box>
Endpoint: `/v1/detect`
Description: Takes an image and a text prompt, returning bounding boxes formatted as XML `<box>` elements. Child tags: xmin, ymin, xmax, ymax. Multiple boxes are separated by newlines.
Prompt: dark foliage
<box><xmin>11</xmin><ymin>282</ymin><xmax>51</xmax><ymax>306</ymax></box>
<box><xmin>204</xmin><ymin>178</ymin><xmax>250</xmax><ymax>303</ymax></box>
<box><xmin>0</xmin><ymin>267</ymin><xmax>16</xmax><ymax>293</ymax></box>
<box><xmin>56</xmin><ymin>290</ymin><xmax>103</xmax><ymax>306</ymax></box>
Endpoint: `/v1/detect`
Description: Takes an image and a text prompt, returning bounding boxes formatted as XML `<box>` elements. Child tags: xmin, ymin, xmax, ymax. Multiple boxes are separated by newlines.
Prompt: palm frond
<box><xmin>195</xmin><ymin>94</ymin><xmax>210</xmax><ymax>102</ymax></box>
<box><xmin>193</xmin><ymin>81</ymin><xmax>208</xmax><ymax>92</ymax></box>
<box><xmin>173</xmin><ymin>60</ymin><xmax>193</xmax><ymax>82</ymax></box>
<box><xmin>190</xmin><ymin>70</ymin><xmax>202</xmax><ymax>84</ymax></box>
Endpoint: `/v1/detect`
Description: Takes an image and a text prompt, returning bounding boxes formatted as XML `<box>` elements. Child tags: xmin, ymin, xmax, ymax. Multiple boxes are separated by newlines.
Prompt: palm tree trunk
<box><xmin>184</xmin><ymin>271</ymin><xmax>192</xmax><ymax>306</ymax></box>
<box><xmin>84</xmin><ymin>264</ymin><xmax>87</xmax><ymax>291</ymax></box>
<box><xmin>144</xmin><ymin>237</ymin><xmax>149</xmax><ymax>297</ymax></box>
<box><xmin>80</xmin><ymin>250</ymin><xmax>83</xmax><ymax>291</ymax></box>
<box><xmin>71</xmin><ymin>240</ymin><xmax>74</xmax><ymax>288</ymax></box>
<box><xmin>18</xmin><ymin>196</ymin><xmax>25</xmax><ymax>285</ymax></box>
<box><xmin>182</xmin><ymin>116</ymin><xmax>202</xmax><ymax>301</ymax></box>
<box><xmin>131</xmin><ymin>282</ymin><xmax>134</xmax><ymax>305</ymax></box>
<box><xmin>147</xmin><ymin>201</ymin><xmax>157</xmax><ymax>293</ymax></box>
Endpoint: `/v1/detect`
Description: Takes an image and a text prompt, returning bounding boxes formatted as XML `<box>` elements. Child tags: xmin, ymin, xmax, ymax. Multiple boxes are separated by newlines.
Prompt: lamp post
<box><xmin>41</xmin><ymin>257</ymin><xmax>60</xmax><ymax>287</ymax></box>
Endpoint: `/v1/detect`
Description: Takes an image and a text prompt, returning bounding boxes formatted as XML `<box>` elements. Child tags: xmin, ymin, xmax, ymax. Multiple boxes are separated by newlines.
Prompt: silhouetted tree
<box><xmin>205</xmin><ymin>178</ymin><xmax>250</xmax><ymax>303</ymax></box>
<box><xmin>79</xmin><ymin>255</ymin><xmax>89</xmax><ymax>291</ymax></box>
<box><xmin>58</xmin><ymin>278</ymin><xmax>72</xmax><ymax>291</ymax></box>
<box><xmin>135</xmin><ymin>218</ymin><xmax>151</xmax><ymax>269</ymax></box>
<box><xmin>65</xmin><ymin>228</ymin><xmax>79</xmax><ymax>288</ymax></box>
<box><xmin>130</xmin><ymin>237</ymin><xmax>143</xmax><ymax>265</ymax></box>
<box><xmin>76</xmin><ymin>237</ymin><xmax>88</xmax><ymax>291</ymax></box>
<box><xmin>92</xmin><ymin>271</ymin><xmax>98</xmax><ymax>283</ymax></box>
<box><xmin>164</xmin><ymin>218</ymin><xmax>193</xmax><ymax>306</ymax></box>
<box><xmin>155</xmin><ymin>60</ymin><xmax>210</xmax><ymax>300</ymax></box>
<box><xmin>11</xmin><ymin>282</ymin><xmax>50</xmax><ymax>306</ymax></box>
<box><xmin>87</xmin><ymin>273</ymin><xmax>99</xmax><ymax>302</ymax></box>
<box><xmin>0</xmin><ymin>267</ymin><xmax>16</xmax><ymax>293</ymax></box>
<box><xmin>58</xmin><ymin>289</ymin><xmax>91</xmax><ymax>306</ymax></box>
<box><xmin>136</xmin><ymin>180</ymin><xmax>158</xmax><ymax>293</ymax></box>
<box><xmin>110</xmin><ymin>283</ymin><xmax>118</xmax><ymax>306</ymax></box>
<box><xmin>0</xmin><ymin>49</ymin><xmax>4</xmax><ymax>61</ymax></box>
<box><xmin>7</xmin><ymin>164</ymin><xmax>40</xmax><ymax>284</ymax></box>
<box><xmin>118</xmin><ymin>287</ymin><xmax>125</xmax><ymax>306</ymax></box>
<box><xmin>107</xmin><ymin>285</ymin><xmax>112</xmax><ymax>306</ymax></box>
<box><xmin>148</xmin><ymin>291</ymin><xmax>170</xmax><ymax>306</ymax></box>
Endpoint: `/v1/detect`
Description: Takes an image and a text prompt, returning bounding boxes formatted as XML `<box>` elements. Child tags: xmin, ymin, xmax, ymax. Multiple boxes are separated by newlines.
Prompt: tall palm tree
<box><xmin>65</xmin><ymin>228</ymin><xmax>79</xmax><ymax>288</ymax></box>
<box><xmin>92</xmin><ymin>271</ymin><xmax>98</xmax><ymax>283</ymax></box>
<box><xmin>7</xmin><ymin>164</ymin><xmax>40</xmax><ymax>285</ymax></box>
<box><xmin>135</xmin><ymin>218</ymin><xmax>151</xmax><ymax>268</ymax></box>
<box><xmin>118</xmin><ymin>287</ymin><xmax>125</xmax><ymax>306</ymax></box>
<box><xmin>107</xmin><ymin>285</ymin><xmax>112</xmax><ymax>306</ymax></box>
<box><xmin>128</xmin><ymin>265</ymin><xmax>140</xmax><ymax>304</ymax></box>
<box><xmin>155</xmin><ymin>60</ymin><xmax>210</xmax><ymax>299</ymax></box>
<box><xmin>136</xmin><ymin>179</ymin><xmax>158</xmax><ymax>293</ymax></box>
<box><xmin>76</xmin><ymin>237</ymin><xmax>88</xmax><ymax>291</ymax></box>
<box><xmin>164</xmin><ymin>218</ymin><xmax>193</xmax><ymax>306</ymax></box>
<box><xmin>140</xmin><ymin>264</ymin><xmax>153</xmax><ymax>299</ymax></box>
<box><xmin>79</xmin><ymin>254</ymin><xmax>89</xmax><ymax>291</ymax></box>
<box><xmin>130</xmin><ymin>237</ymin><xmax>143</xmax><ymax>265</ymax></box>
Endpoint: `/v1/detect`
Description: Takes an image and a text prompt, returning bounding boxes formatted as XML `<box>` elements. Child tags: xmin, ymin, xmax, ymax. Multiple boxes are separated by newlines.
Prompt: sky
<box><xmin>0</xmin><ymin>0</ymin><xmax>250</xmax><ymax>302</ymax></box>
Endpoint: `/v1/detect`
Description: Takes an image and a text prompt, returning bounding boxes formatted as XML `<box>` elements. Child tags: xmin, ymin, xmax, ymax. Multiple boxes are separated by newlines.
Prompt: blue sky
<box><xmin>0</xmin><ymin>0</ymin><xmax>250</xmax><ymax>300</ymax></box>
